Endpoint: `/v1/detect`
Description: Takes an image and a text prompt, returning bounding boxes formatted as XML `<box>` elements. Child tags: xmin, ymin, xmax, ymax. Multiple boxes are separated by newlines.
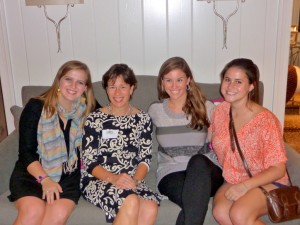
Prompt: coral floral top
<box><xmin>210</xmin><ymin>102</ymin><xmax>288</xmax><ymax>185</ymax></box>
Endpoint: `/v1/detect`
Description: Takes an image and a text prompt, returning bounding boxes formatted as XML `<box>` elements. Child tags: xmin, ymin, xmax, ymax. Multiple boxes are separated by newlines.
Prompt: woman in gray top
<box><xmin>148</xmin><ymin>57</ymin><xmax>223</xmax><ymax>225</ymax></box>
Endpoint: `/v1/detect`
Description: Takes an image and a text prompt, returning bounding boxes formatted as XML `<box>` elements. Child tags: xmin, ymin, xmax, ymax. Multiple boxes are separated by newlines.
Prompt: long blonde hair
<box><xmin>36</xmin><ymin>60</ymin><xmax>97</xmax><ymax>118</ymax></box>
<box><xmin>158</xmin><ymin>57</ymin><xmax>209</xmax><ymax>130</ymax></box>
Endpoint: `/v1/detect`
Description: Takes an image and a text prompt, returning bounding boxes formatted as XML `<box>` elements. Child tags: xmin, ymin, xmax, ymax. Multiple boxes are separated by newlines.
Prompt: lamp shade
<box><xmin>286</xmin><ymin>65</ymin><xmax>297</xmax><ymax>103</ymax></box>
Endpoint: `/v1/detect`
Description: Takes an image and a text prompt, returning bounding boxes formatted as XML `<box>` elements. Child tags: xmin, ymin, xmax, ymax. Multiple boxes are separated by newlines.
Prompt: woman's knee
<box><xmin>142</xmin><ymin>200</ymin><xmax>158</xmax><ymax>218</ymax></box>
<box><xmin>139</xmin><ymin>200</ymin><xmax>158</xmax><ymax>223</ymax></box>
<box><xmin>187</xmin><ymin>154</ymin><xmax>210</xmax><ymax>170</ymax></box>
<box><xmin>158</xmin><ymin>174</ymin><xmax>184</xmax><ymax>207</ymax></box>
<box><xmin>228</xmin><ymin>202</ymin><xmax>261</xmax><ymax>225</ymax></box>
<box><xmin>212</xmin><ymin>203</ymin><xmax>228</xmax><ymax>224</ymax></box>
<box><xmin>186</xmin><ymin>155</ymin><xmax>213</xmax><ymax>182</ymax></box>
<box><xmin>120</xmin><ymin>194</ymin><xmax>140</xmax><ymax>217</ymax></box>
<box><xmin>15</xmin><ymin>198</ymin><xmax>45</xmax><ymax>224</ymax></box>
<box><xmin>47</xmin><ymin>200</ymin><xmax>75</xmax><ymax>225</ymax></box>
<box><xmin>213</xmin><ymin>204</ymin><xmax>254</xmax><ymax>225</ymax></box>
<box><xmin>19</xmin><ymin>204</ymin><xmax>44</xmax><ymax>221</ymax></box>
<box><xmin>229</xmin><ymin>205</ymin><xmax>248</xmax><ymax>225</ymax></box>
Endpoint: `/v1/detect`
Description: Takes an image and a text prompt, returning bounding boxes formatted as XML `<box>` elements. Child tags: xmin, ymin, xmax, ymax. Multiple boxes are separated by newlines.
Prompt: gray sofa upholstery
<box><xmin>0</xmin><ymin>75</ymin><xmax>300</xmax><ymax>225</ymax></box>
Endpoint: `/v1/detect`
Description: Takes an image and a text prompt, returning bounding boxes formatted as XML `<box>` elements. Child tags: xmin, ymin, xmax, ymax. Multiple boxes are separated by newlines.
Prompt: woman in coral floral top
<box><xmin>209</xmin><ymin>58</ymin><xmax>288</xmax><ymax>225</ymax></box>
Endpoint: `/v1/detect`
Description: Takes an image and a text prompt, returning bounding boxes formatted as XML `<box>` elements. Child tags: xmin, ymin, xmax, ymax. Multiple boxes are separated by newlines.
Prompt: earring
<box><xmin>57</xmin><ymin>88</ymin><xmax>61</xmax><ymax>96</ymax></box>
<box><xmin>79</xmin><ymin>96</ymin><xmax>86</xmax><ymax>103</ymax></box>
<box><xmin>186</xmin><ymin>84</ymin><xmax>190</xmax><ymax>91</ymax></box>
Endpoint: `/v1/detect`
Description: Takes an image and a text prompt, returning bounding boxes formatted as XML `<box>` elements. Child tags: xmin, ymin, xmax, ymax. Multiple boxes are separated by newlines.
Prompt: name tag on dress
<box><xmin>102</xmin><ymin>129</ymin><xmax>118</xmax><ymax>139</ymax></box>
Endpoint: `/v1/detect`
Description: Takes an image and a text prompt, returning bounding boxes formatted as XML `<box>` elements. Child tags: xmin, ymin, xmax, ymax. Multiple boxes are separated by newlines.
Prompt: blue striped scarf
<box><xmin>37</xmin><ymin>99</ymin><xmax>86</xmax><ymax>182</ymax></box>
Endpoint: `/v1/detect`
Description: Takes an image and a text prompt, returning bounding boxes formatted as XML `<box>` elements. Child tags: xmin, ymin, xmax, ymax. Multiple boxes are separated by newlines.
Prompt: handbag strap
<box><xmin>229</xmin><ymin>109</ymin><xmax>252</xmax><ymax>178</ymax></box>
<box><xmin>229</xmin><ymin>108</ymin><xmax>269</xmax><ymax>195</ymax></box>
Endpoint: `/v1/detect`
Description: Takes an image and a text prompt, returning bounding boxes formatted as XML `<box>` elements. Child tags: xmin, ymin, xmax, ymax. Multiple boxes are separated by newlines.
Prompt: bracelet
<box><xmin>36</xmin><ymin>175</ymin><xmax>49</xmax><ymax>184</ymax></box>
<box><xmin>40</xmin><ymin>177</ymin><xmax>50</xmax><ymax>184</ymax></box>
<box><xmin>133</xmin><ymin>178</ymin><xmax>142</xmax><ymax>187</ymax></box>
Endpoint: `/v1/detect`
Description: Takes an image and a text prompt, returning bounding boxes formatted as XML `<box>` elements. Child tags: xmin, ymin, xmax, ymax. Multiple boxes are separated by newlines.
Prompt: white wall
<box><xmin>0</xmin><ymin>0</ymin><xmax>293</xmax><ymax>133</ymax></box>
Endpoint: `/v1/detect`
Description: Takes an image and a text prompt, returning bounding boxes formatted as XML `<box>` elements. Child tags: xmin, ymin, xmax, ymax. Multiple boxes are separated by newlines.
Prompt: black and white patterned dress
<box><xmin>80</xmin><ymin>109</ymin><xmax>162</xmax><ymax>222</ymax></box>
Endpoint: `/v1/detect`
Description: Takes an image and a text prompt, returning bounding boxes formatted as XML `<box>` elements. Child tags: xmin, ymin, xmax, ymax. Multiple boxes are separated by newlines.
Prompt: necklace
<box><xmin>107</xmin><ymin>104</ymin><xmax>132</xmax><ymax>116</ymax></box>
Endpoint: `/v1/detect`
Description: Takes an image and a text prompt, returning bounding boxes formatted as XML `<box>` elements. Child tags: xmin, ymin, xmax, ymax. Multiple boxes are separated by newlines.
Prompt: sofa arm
<box><xmin>285</xmin><ymin>143</ymin><xmax>300</xmax><ymax>186</ymax></box>
<box><xmin>0</xmin><ymin>131</ymin><xmax>19</xmax><ymax>195</ymax></box>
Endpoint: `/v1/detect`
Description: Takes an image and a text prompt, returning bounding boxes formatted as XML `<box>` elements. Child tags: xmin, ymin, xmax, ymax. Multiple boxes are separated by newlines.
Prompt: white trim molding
<box><xmin>273</xmin><ymin>0</ymin><xmax>293</xmax><ymax>126</ymax></box>
<box><xmin>0</xmin><ymin>0</ymin><xmax>16</xmax><ymax>133</ymax></box>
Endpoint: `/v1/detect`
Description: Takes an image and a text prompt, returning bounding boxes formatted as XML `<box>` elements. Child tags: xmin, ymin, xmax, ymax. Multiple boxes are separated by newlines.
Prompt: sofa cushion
<box><xmin>21</xmin><ymin>86</ymin><xmax>49</xmax><ymax>106</ymax></box>
<box><xmin>0</xmin><ymin>191</ymin><xmax>17</xmax><ymax>224</ymax></box>
<box><xmin>10</xmin><ymin>105</ymin><xmax>23</xmax><ymax>131</ymax></box>
<box><xmin>21</xmin><ymin>76</ymin><xmax>264</xmax><ymax>109</ymax></box>
<box><xmin>92</xmin><ymin>76</ymin><xmax>160</xmax><ymax>111</ymax></box>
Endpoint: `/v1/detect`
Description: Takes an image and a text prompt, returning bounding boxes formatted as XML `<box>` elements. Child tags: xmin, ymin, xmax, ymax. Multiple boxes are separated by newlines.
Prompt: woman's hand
<box><xmin>42</xmin><ymin>178</ymin><xmax>63</xmax><ymax>204</ymax></box>
<box><xmin>224</xmin><ymin>182</ymin><xmax>248</xmax><ymax>201</ymax></box>
<box><xmin>112</xmin><ymin>173</ymin><xmax>136</xmax><ymax>189</ymax></box>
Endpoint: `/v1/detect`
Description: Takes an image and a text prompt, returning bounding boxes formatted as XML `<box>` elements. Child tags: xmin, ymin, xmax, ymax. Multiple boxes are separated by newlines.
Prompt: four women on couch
<box><xmin>9</xmin><ymin>60</ymin><xmax>99</xmax><ymax>225</ymax></box>
<box><xmin>9</xmin><ymin>57</ymin><xmax>288</xmax><ymax>225</ymax></box>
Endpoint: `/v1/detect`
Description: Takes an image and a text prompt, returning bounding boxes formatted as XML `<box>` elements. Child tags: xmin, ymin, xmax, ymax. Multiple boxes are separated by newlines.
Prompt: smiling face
<box><xmin>58</xmin><ymin>69</ymin><xmax>87</xmax><ymax>109</ymax></box>
<box><xmin>106</xmin><ymin>75</ymin><xmax>134</xmax><ymax>109</ymax></box>
<box><xmin>221</xmin><ymin>66</ymin><xmax>254</xmax><ymax>105</ymax></box>
<box><xmin>161</xmin><ymin>69</ymin><xmax>190</xmax><ymax>102</ymax></box>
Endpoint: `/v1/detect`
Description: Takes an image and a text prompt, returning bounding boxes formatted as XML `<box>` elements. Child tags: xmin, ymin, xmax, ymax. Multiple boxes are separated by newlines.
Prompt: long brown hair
<box><xmin>36</xmin><ymin>60</ymin><xmax>97</xmax><ymax>118</ymax></box>
<box><xmin>220</xmin><ymin>58</ymin><xmax>260</xmax><ymax>103</ymax></box>
<box><xmin>158</xmin><ymin>57</ymin><xmax>209</xmax><ymax>130</ymax></box>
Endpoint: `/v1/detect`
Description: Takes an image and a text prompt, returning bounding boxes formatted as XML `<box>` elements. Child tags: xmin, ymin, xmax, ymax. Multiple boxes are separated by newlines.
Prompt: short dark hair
<box><xmin>102</xmin><ymin>64</ymin><xmax>137</xmax><ymax>91</ymax></box>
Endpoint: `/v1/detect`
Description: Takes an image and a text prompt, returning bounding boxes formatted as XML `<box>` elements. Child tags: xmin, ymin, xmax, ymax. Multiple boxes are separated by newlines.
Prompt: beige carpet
<box><xmin>284</xmin><ymin>93</ymin><xmax>300</xmax><ymax>154</ymax></box>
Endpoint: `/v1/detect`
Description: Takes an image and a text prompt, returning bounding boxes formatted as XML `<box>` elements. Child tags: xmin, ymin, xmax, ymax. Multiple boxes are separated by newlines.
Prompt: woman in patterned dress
<box><xmin>80</xmin><ymin>63</ymin><xmax>161</xmax><ymax>225</ymax></box>
<box><xmin>209</xmin><ymin>58</ymin><xmax>289</xmax><ymax>225</ymax></box>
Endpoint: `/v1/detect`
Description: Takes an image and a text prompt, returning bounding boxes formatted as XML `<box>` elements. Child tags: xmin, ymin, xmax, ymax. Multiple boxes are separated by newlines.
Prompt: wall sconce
<box><xmin>197</xmin><ymin>0</ymin><xmax>245</xmax><ymax>2</ymax></box>
<box><xmin>25</xmin><ymin>0</ymin><xmax>84</xmax><ymax>6</ymax></box>
<box><xmin>197</xmin><ymin>0</ymin><xmax>246</xmax><ymax>49</ymax></box>
<box><xmin>290</xmin><ymin>25</ymin><xmax>298</xmax><ymax>47</ymax></box>
<box><xmin>25</xmin><ymin>0</ymin><xmax>84</xmax><ymax>53</ymax></box>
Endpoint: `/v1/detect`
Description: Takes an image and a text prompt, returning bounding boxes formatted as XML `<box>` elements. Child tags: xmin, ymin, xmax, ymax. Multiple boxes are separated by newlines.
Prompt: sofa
<box><xmin>0</xmin><ymin>75</ymin><xmax>300</xmax><ymax>225</ymax></box>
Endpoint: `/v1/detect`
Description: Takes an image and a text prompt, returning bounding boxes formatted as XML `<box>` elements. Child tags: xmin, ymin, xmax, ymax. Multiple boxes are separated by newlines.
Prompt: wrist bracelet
<box><xmin>36</xmin><ymin>175</ymin><xmax>49</xmax><ymax>184</ymax></box>
<box><xmin>40</xmin><ymin>177</ymin><xmax>50</xmax><ymax>184</ymax></box>
<box><xmin>133</xmin><ymin>178</ymin><xmax>142</xmax><ymax>186</ymax></box>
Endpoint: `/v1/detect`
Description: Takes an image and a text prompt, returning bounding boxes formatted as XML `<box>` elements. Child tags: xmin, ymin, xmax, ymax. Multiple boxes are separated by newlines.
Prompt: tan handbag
<box><xmin>229</xmin><ymin>108</ymin><xmax>300</xmax><ymax>223</ymax></box>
